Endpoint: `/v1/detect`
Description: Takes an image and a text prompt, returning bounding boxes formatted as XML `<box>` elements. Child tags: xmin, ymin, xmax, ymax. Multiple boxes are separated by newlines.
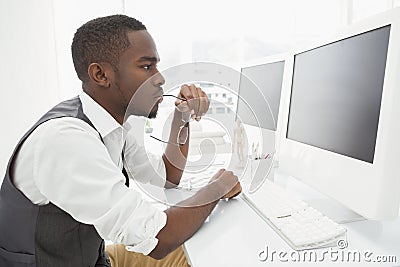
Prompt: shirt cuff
<box><xmin>123</xmin><ymin>210</ymin><xmax>167</xmax><ymax>255</ymax></box>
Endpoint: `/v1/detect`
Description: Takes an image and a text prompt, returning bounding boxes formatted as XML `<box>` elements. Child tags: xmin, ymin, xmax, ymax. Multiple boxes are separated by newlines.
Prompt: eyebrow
<box><xmin>138</xmin><ymin>56</ymin><xmax>160</xmax><ymax>62</ymax></box>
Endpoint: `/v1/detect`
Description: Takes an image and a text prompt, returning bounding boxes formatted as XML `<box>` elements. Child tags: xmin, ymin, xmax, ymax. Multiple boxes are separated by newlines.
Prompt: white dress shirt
<box><xmin>12</xmin><ymin>92</ymin><xmax>167</xmax><ymax>255</ymax></box>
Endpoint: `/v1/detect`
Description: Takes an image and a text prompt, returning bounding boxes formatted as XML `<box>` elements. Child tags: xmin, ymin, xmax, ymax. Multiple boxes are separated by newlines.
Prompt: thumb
<box><xmin>175</xmin><ymin>100</ymin><xmax>190</xmax><ymax>112</ymax></box>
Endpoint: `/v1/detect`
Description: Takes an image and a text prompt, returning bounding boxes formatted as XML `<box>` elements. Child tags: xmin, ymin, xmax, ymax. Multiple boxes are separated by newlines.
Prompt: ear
<box><xmin>87</xmin><ymin>63</ymin><xmax>112</xmax><ymax>88</ymax></box>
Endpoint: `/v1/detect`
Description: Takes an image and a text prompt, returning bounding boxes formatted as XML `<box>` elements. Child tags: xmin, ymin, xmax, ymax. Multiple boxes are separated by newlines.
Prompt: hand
<box><xmin>209</xmin><ymin>169</ymin><xmax>242</xmax><ymax>199</ymax></box>
<box><xmin>175</xmin><ymin>84</ymin><xmax>210</xmax><ymax>122</ymax></box>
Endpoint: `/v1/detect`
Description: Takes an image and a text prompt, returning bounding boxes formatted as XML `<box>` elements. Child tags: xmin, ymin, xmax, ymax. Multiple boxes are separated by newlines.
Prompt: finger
<box><xmin>175</xmin><ymin>100</ymin><xmax>190</xmax><ymax>113</ymax></box>
<box><xmin>196</xmin><ymin>87</ymin><xmax>205</xmax><ymax>120</ymax></box>
<box><xmin>228</xmin><ymin>175</ymin><xmax>239</xmax><ymax>189</ymax></box>
<box><xmin>229</xmin><ymin>184</ymin><xmax>242</xmax><ymax>199</ymax></box>
<box><xmin>186</xmin><ymin>99</ymin><xmax>196</xmax><ymax>119</ymax></box>
<box><xmin>189</xmin><ymin>84</ymin><xmax>199</xmax><ymax>97</ymax></box>
<box><xmin>180</xmin><ymin>84</ymin><xmax>193</xmax><ymax>100</ymax></box>
<box><xmin>189</xmin><ymin>85</ymin><xmax>200</xmax><ymax>117</ymax></box>
<box><xmin>226</xmin><ymin>182</ymin><xmax>242</xmax><ymax>199</ymax></box>
<box><xmin>201</xmin><ymin>91</ymin><xmax>210</xmax><ymax>115</ymax></box>
<box><xmin>178</xmin><ymin>84</ymin><xmax>194</xmax><ymax>117</ymax></box>
<box><xmin>189</xmin><ymin>84</ymin><xmax>200</xmax><ymax>116</ymax></box>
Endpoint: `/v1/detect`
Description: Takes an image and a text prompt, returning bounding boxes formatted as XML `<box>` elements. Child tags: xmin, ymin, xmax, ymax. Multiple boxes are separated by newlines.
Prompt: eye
<box><xmin>142</xmin><ymin>63</ymin><xmax>159</xmax><ymax>71</ymax></box>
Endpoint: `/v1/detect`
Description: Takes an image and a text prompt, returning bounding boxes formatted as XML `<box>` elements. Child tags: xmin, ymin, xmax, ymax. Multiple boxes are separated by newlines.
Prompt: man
<box><xmin>0</xmin><ymin>14</ymin><xmax>241</xmax><ymax>266</ymax></box>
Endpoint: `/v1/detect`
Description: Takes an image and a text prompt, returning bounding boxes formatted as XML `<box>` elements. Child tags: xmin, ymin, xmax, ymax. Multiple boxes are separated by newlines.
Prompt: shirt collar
<box><xmin>79</xmin><ymin>92</ymin><xmax>123</xmax><ymax>139</ymax></box>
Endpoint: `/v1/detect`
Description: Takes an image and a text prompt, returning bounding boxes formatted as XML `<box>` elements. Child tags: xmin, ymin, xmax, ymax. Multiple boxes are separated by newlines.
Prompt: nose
<box><xmin>153</xmin><ymin>71</ymin><xmax>165</xmax><ymax>87</ymax></box>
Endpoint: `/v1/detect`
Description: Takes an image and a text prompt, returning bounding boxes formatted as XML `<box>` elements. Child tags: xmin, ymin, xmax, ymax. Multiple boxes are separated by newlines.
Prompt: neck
<box><xmin>83</xmin><ymin>87</ymin><xmax>125</xmax><ymax>125</ymax></box>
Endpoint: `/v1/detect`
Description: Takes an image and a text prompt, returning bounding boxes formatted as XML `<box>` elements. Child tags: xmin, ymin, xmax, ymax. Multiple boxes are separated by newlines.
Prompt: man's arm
<box><xmin>149</xmin><ymin>169</ymin><xmax>242</xmax><ymax>259</ymax></box>
<box><xmin>163</xmin><ymin>84</ymin><xmax>210</xmax><ymax>187</ymax></box>
<box><xmin>162</xmin><ymin>110</ymin><xmax>189</xmax><ymax>187</ymax></box>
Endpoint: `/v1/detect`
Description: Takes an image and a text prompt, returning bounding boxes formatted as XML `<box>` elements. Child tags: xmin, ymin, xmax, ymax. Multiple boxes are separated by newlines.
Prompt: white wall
<box><xmin>0</xmin><ymin>0</ymin><xmax>59</xmax><ymax>181</ymax></box>
<box><xmin>0</xmin><ymin>0</ymin><xmax>123</xmax><ymax>183</ymax></box>
<box><xmin>2</xmin><ymin>0</ymin><xmax>397</xmax><ymax>183</ymax></box>
<box><xmin>52</xmin><ymin>0</ymin><xmax>124</xmax><ymax>99</ymax></box>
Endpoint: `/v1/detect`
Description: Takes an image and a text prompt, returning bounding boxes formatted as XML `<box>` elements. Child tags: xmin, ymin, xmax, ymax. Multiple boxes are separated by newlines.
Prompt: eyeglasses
<box><xmin>150</xmin><ymin>94</ymin><xmax>192</xmax><ymax>146</ymax></box>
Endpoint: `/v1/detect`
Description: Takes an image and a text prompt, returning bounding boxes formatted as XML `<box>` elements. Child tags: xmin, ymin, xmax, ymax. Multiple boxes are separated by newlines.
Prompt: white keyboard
<box><xmin>242</xmin><ymin>180</ymin><xmax>347</xmax><ymax>250</ymax></box>
<box><xmin>179</xmin><ymin>173</ymin><xmax>213</xmax><ymax>191</ymax></box>
<box><xmin>178</xmin><ymin>163</ymin><xmax>223</xmax><ymax>191</ymax></box>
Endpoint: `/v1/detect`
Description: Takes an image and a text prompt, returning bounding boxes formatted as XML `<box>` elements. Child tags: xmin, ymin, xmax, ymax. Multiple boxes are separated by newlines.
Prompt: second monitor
<box><xmin>236</xmin><ymin>56</ymin><xmax>285</xmax><ymax>132</ymax></box>
<box><xmin>236</xmin><ymin>54</ymin><xmax>288</xmax><ymax>191</ymax></box>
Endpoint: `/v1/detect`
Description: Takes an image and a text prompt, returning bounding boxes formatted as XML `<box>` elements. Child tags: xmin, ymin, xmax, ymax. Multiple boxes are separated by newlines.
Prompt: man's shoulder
<box><xmin>16</xmin><ymin>117</ymin><xmax>102</xmax><ymax>169</ymax></box>
<box><xmin>31</xmin><ymin>117</ymin><xmax>99</xmax><ymax>142</ymax></box>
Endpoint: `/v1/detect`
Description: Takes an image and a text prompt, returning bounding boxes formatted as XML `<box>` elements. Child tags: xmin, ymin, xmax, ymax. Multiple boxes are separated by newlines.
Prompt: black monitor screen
<box><xmin>287</xmin><ymin>25</ymin><xmax>391</xmax><ymax>163</ymax></box>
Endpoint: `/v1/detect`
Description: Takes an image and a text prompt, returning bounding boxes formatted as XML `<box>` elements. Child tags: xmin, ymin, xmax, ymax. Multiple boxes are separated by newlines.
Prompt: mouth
<box><xmin>156</xmin><ymin>96</ymin><xmax>163</xmax><ymax>104</ymax></box>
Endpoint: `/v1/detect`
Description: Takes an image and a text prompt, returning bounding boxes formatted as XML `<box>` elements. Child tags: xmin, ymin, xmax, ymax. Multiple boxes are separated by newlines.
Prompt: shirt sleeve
<box><xmin>30</xmin><ymin>118</ymin><xmax>167</xmax><ymax>255</ymax></box>
<box><xmin>123</xmin><ymin>132</ymin><xmax>167</xmax><ymax>188</ymax></box>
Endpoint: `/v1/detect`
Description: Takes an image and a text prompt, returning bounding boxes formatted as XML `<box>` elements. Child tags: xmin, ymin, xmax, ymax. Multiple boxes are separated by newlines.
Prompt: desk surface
<box><xmin>183</xmin><ymin>197</ymin><xmax>400</xmax><ymax>267</ymax></box>
<box><xmin>180</xmin><ymin>168</ymin><xmax>400</xmax><ymax>267</ymax></box>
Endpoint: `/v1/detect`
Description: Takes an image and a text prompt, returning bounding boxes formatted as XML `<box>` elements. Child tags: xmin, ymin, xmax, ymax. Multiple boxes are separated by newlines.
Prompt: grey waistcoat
<box><xmin>0</xmin><ymin>96</ymin><xmax>125</xmax><ymax>267</ymax></box>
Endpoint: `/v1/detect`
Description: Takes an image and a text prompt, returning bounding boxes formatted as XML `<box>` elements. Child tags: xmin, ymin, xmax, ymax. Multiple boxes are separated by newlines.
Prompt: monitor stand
<box><xmin>304</xmin><ymin>198</ymin><xmax>364</xmax><ymax>224</ymax></box>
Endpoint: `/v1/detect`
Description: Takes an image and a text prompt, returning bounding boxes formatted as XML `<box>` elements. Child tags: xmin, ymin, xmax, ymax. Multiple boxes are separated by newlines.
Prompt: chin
<box><xmin>148</xmin><ymin>111</ymin><xmax>157</xmax><ymax>119</ymax></box>
<box><xmin>147</xmin><ymin>105</ymin><xmax>158</xmax><ymax>119</ymax></box>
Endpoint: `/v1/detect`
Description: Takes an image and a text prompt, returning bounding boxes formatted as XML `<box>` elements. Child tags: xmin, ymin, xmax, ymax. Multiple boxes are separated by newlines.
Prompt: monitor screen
<box><xmin>287</xmin><ymin>25</ymin><xmax>391</xmax><ymax>163</ymax></box>
<box><xmin>237</xmin><ymin>60</ymin><xmax>285</xmax><ymax>131</ymax></box>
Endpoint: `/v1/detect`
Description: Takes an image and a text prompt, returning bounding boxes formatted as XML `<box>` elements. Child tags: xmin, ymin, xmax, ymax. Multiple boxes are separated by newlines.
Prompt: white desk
<box><xmin>179</xmin><ymin>170</ymin><xmax>400</xmax><ymax>267</ymax></box>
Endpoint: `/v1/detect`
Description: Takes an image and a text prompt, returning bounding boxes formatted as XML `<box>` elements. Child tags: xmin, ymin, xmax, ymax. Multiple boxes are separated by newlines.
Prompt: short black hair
<box><xmin>71</xmin><ymin>14</ymin><xmax>146</xmax><ymax>82</ymax></box>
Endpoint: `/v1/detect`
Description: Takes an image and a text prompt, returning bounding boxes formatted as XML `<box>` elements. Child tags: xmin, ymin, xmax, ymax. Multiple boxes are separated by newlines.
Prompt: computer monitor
<box><xmin>236</xmin><ymin>54</ymin><xmax>288</xmax><ymax>191</ymax></box>
<box><xmin>237</xmin><ymin>55</ymin><xmax>286</xmax><ymax>131</ymax></box>
<box><xmin>278</xmin><ymin>8</ymin><xmax>400</xmax><ymax>220</ymax></box>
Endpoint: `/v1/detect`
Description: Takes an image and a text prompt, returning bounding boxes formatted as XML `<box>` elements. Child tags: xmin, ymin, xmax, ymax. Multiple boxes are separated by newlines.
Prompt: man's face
<box><xmin>113</xmin><ymin>30</ymin><xmax>165</xmax><ymax>119</ymax></box>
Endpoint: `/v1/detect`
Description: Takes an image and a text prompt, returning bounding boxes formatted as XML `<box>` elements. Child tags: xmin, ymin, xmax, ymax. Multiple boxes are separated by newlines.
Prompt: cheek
<box><xmin>118</xmin><ymin>73</ymin><xmax>144</xmax><ymax>100</ymax></box>
<box><xmin>117</xmin><ymin>68</ymin><xmax>157</xmax><ymax>104</ymax></box>
<box><xmin>127</xmin><ymin>82</ymin><xmax>156</xmax><ymax>109</ymax></box>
